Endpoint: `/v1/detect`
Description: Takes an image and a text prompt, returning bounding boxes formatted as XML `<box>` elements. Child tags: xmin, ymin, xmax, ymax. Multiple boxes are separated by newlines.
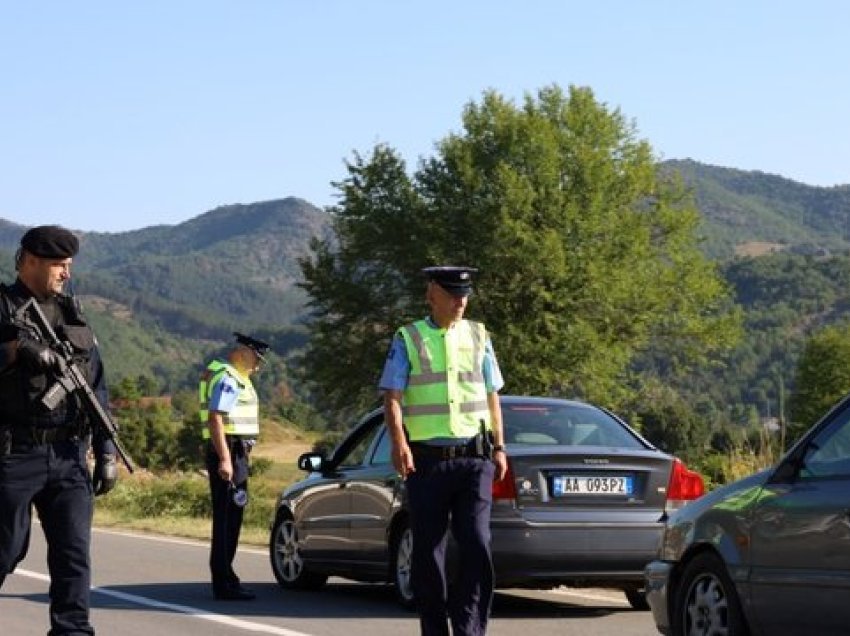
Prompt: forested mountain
<box><xmin>0</xmin><ymin>198</ymin><xmax>331</xmax><ymax>397</ymax></box>
<box><xmin>1</xmin><ymin>162</ymin><xmax>849</xmax><ymax>436</ymax></box>
<box><xmin>664</xmin><ymin>159</ymin><xmax>850</xmax><ymax>259</ymax></box>
<box><xmin>0</xmin><ymin>197</ymin><xmax>331</xmax><ymax>334</ymax></box>
<box><xmin>675</xmin><ymin>253</ymin><xmax>850</xmax><ymax>423</ymax></box>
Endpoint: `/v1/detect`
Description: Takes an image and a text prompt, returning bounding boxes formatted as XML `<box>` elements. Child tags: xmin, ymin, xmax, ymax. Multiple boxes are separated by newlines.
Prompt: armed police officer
<box><xmin>199</xmin><ymin>332</ymin><xmax>269</xmax><ymax>601</ymax></box>
<box><xmin>379</xmin><ymin>266</ymin><xmax>507</xmax><ymax>636</ymax></box>
<box><xmin>0</xmin><ymin>225</ymin><xmax>117</xmax><ymax>635</ymax></box>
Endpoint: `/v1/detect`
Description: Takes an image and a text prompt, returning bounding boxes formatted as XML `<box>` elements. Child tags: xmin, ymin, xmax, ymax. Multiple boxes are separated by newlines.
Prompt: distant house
<box><xmin>761</xmin><ymin>416</ymin><xmax>781</xmax><ymax>433</ymax></box>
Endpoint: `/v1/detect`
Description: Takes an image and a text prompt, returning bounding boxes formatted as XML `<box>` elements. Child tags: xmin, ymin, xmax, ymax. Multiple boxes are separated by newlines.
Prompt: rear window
<box><xmin>502</xmin><ymin>402</ymin><xmax>645</xmax><ymax>449</ymax></box>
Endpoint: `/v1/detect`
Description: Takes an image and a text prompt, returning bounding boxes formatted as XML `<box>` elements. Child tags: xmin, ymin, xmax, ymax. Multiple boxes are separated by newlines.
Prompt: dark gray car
<box><xmin>270</xmin><ymin>396</ymin><xmax>705</xmax><ymax>609</ymax></box>
<box><xmin>645</xmin><ymin>393</ymin><xmax>850</xmax><ymax>635</ymax></box>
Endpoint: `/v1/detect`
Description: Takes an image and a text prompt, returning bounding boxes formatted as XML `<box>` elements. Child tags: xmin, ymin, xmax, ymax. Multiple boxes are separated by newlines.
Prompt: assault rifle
<box><xmin>18</xmin><ymin>298</ymin><xmax>135</xmax><ymax>473</ymax></box>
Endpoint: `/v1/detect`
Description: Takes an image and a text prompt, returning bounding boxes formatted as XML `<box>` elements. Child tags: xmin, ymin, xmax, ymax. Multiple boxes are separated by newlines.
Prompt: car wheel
<box><xmin>391</xmin><ymin>521</ymin><xmax>415</xmax><ymax>609</ymax></box>
<box><xmin>674</xmin><ymin>552</ymin><xmax>748</xmax><ymax>636</ymax></box>
<box><xmin>269</xmin><ymin>512</ymin><xmax>327</xmax><ymax>590</ymax></box>
<box><xmin>624</xmin><ymin>585</ymin><xmax>650</xmax><ymax>611</ymax></box>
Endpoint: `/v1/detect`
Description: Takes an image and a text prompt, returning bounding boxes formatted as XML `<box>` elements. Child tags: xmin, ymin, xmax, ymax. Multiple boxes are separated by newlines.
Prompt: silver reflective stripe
<box><xmin>404</xmin><ymin>404</ymin><xmax>451</xmax><ymax>416</ymax></box>
<box><xmin>407</xmin><ymin>372</ymin><xmax>446</xmax><ymax>386</ymax></box>
<box><xmin>459</xmin><ymin>400</ymin><xmax>489</xmax><ymax>413</ymax></box>
<box><xmin>403</xmin><ymin>323</ymin><xmax>432</xmax><ymax>373</ymax></box>
<box><xmin>458</xmin><ymin>371</ymin><xmax>484</xmax><ymax>383</ymax></box>
<box><xmin>470</xmin><ymin>322</ymin><xmax>483</xmax><ymax>369</ymax></box>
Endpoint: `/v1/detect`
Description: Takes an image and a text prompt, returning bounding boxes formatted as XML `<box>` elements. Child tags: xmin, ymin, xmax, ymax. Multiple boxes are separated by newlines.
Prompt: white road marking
<box><xmin>12</xmin><ymin>568</ymin><xmax>313</xmax><ymax>636</ymax></box>
<box><xmin>551</xmin><ymin>587</ymin><xmax>630</xmax><ymax>605</ymax></box>
<box><xmin>30</xmin><ymin>527</ymin><xmax>627</xmax><ymax>626</ymax></box>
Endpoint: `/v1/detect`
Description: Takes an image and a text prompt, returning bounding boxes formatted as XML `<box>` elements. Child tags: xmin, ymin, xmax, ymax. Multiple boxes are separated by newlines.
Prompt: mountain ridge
<box><xmin>663</xmin><ymin>159</ymin><xmax>850</xmax><ymax>258</ymax></box>
<box><xmin>2</xmin><ymin>160</ymin><xmax>848</xmax><ymax>403</ymax></box>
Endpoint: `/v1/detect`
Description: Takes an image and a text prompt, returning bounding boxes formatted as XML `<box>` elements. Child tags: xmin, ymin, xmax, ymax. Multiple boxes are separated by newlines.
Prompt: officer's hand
<box><xmin>93</xmin><ymin>453</ymin><xmax>118</xmax><ymax>496</ymax></box>
<box><xmin>17</xmin><ymin>339</ymin><xmax>64</xmax><ymax>373</ymax></box>
<box><xmin>492</xmin><ymin>449</ymin><xmax>508</xmax><ymax>482</ymax></box>
<box><xmin>392</xmin><ymin>443</ymin><xmax>415</xmax><ymax>479</ymax></box>
<box><xmin>218</xmin><ymin>457</ymin><xmax>234</xmax><ymax>482</ymax></box>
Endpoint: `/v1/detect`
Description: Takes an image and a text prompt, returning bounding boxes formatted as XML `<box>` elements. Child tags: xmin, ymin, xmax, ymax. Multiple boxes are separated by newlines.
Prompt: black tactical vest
<box><xmin>0</xmin><ymin>281</ymin><xmax>96</xmax><ymax>429</ymax></box>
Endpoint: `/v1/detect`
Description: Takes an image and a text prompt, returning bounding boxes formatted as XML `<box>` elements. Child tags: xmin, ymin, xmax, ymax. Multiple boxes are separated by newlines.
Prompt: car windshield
<box><xmin>502</xmin><ymin>401</ymin><xmax>645</xmax><ymax>449</ymax></box>
<box><xmin>798</xmin><ymin>401</ymin><xmax>850</xmax><ymax>479</ymax></box>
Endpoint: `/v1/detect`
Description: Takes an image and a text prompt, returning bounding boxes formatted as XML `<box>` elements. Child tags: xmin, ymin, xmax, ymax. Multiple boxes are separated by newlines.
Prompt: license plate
<box><xmin>552</xmin><ymin>475</ymin><xmax>634</xmax><ymax>496</ymax></box>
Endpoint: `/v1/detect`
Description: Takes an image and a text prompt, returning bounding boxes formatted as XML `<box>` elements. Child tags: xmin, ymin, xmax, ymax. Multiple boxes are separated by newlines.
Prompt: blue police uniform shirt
<box><xmin>378</xmin><ymin>318</ymin><xmax>504</xmax><ymax>393</ymax></box>
<box><xmin>208</xmin><ymin>373</ymin><xmax>241</xmax><ymax>413</ymax></box>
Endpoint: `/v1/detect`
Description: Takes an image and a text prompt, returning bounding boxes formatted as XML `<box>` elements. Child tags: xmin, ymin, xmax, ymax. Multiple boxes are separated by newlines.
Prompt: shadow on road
<box><xmin>79</xmin><ymin>580</ymin><xmax>631</xmax><ymax>621</ymax></box>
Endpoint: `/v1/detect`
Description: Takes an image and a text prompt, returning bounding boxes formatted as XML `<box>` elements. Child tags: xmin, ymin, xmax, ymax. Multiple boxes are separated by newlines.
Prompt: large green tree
<box><xmin>789</xmin><ymin>322</ymin><xmax>850</xmax><ymax>441</ymax></box>
<box><xmin>299</xmin><ymin>85</ymin><xmax>739</xmax><ymax>419</ymax></box>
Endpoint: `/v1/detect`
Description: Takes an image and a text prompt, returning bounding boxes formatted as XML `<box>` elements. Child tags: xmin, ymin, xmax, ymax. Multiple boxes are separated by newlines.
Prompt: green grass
<box><xmin>93</xmin><ymin>460</ymin><xmax>305</xmax><ymax>547</ymax></box>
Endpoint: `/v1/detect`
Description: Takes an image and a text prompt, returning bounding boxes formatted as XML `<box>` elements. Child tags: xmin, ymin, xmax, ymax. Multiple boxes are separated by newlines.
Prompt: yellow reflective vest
<box><xmin>199</xmin><ymin>360</ymin><xmax>259</xmax><ymax>439</ymax></box>
<box><xmin>399</xmin><ymin>318</ymin><xmax>490</xmax><ymax>441</ymax></box>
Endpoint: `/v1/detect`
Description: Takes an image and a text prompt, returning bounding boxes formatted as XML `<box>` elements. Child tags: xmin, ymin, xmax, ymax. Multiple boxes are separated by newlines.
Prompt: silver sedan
<box><xmin>270</xmin><ymin>395</ymin><xmax>705</xmax><ymax>609</ymax></box>
<box><xmin>646</xmin><ymin>393</ymin><xmax>850</xmax><ymax>635</ymax></box>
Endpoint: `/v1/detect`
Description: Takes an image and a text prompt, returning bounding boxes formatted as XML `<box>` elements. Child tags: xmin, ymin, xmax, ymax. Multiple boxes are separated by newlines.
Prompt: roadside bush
<box><xmin>96</xmin><ymin>469</ymin><xmax>279</xmax><ymax>538</ymax></box>
<box><xmin>98</xmin><ymin>473</ymin><xmax>210</xmax><ymax>518</ymax></box>
<box><xmin>251</xmin><ymin>456</ymin><xmax>272</xmax><ymax>476</ymax></box>
<box><xmin>691</xmin><ymin>443</ymin><xmax>775</xmax><ymax>491</ymax></box>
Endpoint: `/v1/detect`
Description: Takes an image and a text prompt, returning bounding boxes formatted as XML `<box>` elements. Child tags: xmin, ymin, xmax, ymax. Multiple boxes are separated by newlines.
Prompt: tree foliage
<box><xmin>789</xmin><ymin>322</ymin><xmax>850</xmax><ymax>441</ymax></box>
<box><xmin>299</xmin><ymin>85</ymin><xmax>739</xmax><ymax>419</ymax></box>
<box><xmin>629</xmin><ymin>380</ymin><xmax>712</xmax><ymax>461</ymax></box>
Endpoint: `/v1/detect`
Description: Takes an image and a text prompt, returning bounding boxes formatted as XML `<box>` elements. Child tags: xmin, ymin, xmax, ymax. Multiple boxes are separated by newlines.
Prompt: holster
<box><xmin>227</xmin><ymin>436</ymin><xmax>251</xmax><ymax>483</ymax></box>
<box><xmin>478</xmin><ymin>420</ymin><xmax>494</xmax><ymax>460</ymax></box>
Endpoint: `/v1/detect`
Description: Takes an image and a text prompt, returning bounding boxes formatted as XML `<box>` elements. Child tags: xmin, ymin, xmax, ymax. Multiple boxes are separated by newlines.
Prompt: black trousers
<box><xmin>0</xmin><ymin>439</ymin><xmax>94</xmax><ymax>636</ymax></box>
<box><xmin>406</xmin><ymin>453</ymin><xmax>496</xmax><ymax>636</ymax></box>
<box><xmin>205</xmin><ymin>439</ymin><xmax>250</xmax><ymax>594</ymax></box>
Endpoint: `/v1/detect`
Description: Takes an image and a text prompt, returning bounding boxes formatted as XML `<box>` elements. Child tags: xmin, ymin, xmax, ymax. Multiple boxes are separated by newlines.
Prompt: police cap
<box><xmin>422</xmin><ymin>266</ymin><xmax>478</xmax><ymax>297</ymax></box>
<box><xmin>233</xmin><ymin>332</ymin><xmax>271</xmax><ymax>359</ymax></box>
<box><xmin>20</xmin><ymin>225</ymin><xmax>79</xmax><ymax>259</ymax></box>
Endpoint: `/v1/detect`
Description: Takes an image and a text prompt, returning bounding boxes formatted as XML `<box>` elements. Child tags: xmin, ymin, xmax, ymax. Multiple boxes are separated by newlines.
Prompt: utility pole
<box><xmin>778</xmin><ymin>373</ymin><xmax>786</xmax><ymax>453</ymax></box>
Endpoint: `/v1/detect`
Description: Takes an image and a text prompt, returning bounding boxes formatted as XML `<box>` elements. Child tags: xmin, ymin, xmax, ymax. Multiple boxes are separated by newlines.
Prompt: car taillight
<box><xmin>492</xmin><ymin>461</ymin><xmax>516</xmax><ymax>501</ymax></box>
<box><xmin>666</xmin><ymin>458</ymin><xmax>705</xmax><ymax>511</ymax></box>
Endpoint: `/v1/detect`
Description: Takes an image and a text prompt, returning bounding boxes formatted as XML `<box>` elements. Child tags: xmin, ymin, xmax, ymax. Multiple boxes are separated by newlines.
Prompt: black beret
<box><xmin>20</xmin><ymin>225</ymin><xmax>79</xmax><ymax>259</ymax></box>
<box><xmin>233</xmin><ymin>332</ymin><xmax>271</xmax><ymax>359</ymax></box>
<box><xmin>422</xmin><ymin>266</ymin><xmax>478</xmax><ymax>297</ymax></box>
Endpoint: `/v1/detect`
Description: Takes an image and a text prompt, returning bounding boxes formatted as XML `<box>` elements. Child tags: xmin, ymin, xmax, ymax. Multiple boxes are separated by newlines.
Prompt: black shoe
<box><xmin>213</xmin><ymin>586</ymin><xmax>256</xmax><ymax>601</ymax></box>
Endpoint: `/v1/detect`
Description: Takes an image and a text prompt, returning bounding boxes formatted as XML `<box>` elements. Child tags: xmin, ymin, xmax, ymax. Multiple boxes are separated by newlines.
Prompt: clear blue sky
<box><xmin>2</xmin><ymin>1</ymin><xmax>847</xmax><ymax>233</ymax></box>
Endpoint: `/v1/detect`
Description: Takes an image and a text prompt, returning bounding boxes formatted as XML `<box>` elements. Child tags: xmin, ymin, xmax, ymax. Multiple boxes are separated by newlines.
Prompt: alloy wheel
<box><xmin>683</xmin><ymin>571</ymin><xmax>730</xmax><ymax>635</ymax></box>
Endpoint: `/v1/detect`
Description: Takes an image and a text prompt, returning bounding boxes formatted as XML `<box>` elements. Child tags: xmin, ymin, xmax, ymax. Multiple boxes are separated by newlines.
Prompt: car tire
<box><xmin>390</xmin><ymin>520</ymin><xmax>415</xmax><ymax>609</ymax></box>
<box><xmin>624</xmin><ymin>585</ymin><xmax>650</xmax><ymax>611</ymax></box>
<box><xmin>673</xmin><ymin>552</ymin><xmax>748</xmax><ymax>636</ymax></box>
<box><xmin>269</xmin><ymin>512</ymin><xmax>328</xmax><ymax>590</ymax></box>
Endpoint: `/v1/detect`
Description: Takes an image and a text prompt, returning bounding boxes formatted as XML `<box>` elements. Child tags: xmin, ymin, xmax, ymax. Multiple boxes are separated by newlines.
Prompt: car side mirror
<box><xmin>297</xmin><ymin>452</ymin><xmax>325</xmax><ymax>473</ymax></box>
<box><xmin>772</xmin><ymin>444</ymin><xmax>814</xmax><ymax>483</ymax></box>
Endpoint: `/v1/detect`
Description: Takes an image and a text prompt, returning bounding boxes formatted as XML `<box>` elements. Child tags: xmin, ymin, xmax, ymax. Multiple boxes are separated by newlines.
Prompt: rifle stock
<box><xmin>20</xmin><ymin>298</ymin><xmax>135</xmax><ymax>473</ymax></box>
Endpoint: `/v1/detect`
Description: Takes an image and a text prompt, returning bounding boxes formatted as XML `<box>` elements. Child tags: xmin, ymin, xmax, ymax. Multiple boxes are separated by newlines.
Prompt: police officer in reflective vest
<box><xmin>379</xmin><ymin>266</ymin><xmax>507</xmax><ymax>636</ymax></box>
<box><xmin>199</xmin><ymin>332</ymin><xmax>269</xmax><ymax>600</ymax></box>
<box><xmin>0</xmin><ymin>225</ymin><xmax>118</xmax><ymax>635</ymax></box>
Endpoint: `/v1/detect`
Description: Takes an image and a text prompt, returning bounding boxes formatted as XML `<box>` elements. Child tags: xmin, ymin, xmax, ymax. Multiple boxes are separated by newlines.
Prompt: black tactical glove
<box><xmin>17</xmin><ymin>338</ymin><xmax>64</xmax><ymax>373</ymax></box>
<box><xmin>92</xmin><ymin>453</ymin><xmax>118</xmax><ymax>496</ymax></box>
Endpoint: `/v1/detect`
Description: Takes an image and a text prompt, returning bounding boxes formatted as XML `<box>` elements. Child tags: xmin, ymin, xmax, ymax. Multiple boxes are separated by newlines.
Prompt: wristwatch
<box><xmin>492</xmin><ymin>444</ymin><xmax>505</xmax><ymax>453</ymax></box>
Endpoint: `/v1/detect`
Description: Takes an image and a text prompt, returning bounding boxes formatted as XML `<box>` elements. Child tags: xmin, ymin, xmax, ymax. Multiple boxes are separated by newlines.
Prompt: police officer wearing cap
<box><xmin>199</xmin><ymin>332</ymin><xmax>269</xmax><ymax>600</ymax></box>
<box><xmin>379</xmin><ymin>266</ymin><xmax>507</xmax><ymax>636</ymax></box>
<box><xmin>0</xmin><ymin>225</ymin><xmax>117</xmax><ymax>635</ymax></box>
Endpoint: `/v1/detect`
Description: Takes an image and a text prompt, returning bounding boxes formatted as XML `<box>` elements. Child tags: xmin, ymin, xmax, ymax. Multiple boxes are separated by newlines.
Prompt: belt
<box><xmin>225</xmin><ymin>435</ymin><xmax>256</xmax><ymax>443</ymax></box>
<box><xmin>10</xmin><ymin>426</ymin><xmax>82</xmax><ymax>446</ymax></box>
<box><xmin>409</xmin><ymin>441</ymin><xmax>481</xmax><ymax>460</ymax></box>
<box><xmin>213</xmin><ymin>436</ymin><xmax>256</xmax><ymax>456</ymax></box>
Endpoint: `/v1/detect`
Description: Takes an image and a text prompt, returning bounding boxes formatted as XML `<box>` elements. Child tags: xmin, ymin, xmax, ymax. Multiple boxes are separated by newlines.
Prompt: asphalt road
<box><xmin>1</xmin><ymin>525</ymin><xmax>659</xmax><ymax>635</ymax></box>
